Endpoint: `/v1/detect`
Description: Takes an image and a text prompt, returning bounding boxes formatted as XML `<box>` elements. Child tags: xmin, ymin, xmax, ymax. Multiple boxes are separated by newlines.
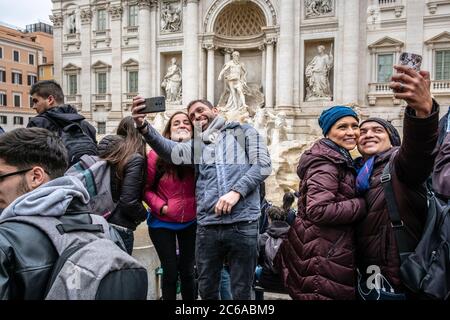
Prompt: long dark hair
<box><xmin>282</xmin><ymin>192</ymin><xmax>295</xmax><ymax>212</ymax></box>
<box><xmin>99</xmin><ymin>116</ymin><xmax>147</xmax><ymax>182</ymax></box>
<box><xmin>155</xmin><ymin>111</ymin><xmax>193</xmax><ymax>181</ymax></box>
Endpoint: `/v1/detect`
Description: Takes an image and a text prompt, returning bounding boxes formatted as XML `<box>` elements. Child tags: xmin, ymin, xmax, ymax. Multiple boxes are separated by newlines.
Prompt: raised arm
<box><xmin>131</xmin><ymin>96</ymin><xmax>193</xmax><ymax>165</ymax></box>
<box><xmin>390</xmin><ymin>66</ymin><xmax>439</xmax><ymax>185</ymax></box>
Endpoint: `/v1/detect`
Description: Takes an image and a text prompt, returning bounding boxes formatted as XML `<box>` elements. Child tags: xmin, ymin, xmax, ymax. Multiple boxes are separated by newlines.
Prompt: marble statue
<box><xmin>161</xmin><ymin>2</ymin><xmax>182</xmax><ymax>33</ymax></box>
<box><xmin>305</xmin><ymin>0</ymin><xmax>334</xmax><ymax>18</ymax></box>
<box><xmin>218</xmin><ymin>51</ymin><xmax>250</xmax><ymax>112</ymax></box>
<box><xmin>68</xmin><ymin>14</ymin><xmax>76</xmax><ymax>33</ymax></box>
<box><xmin>161</xmin><ymin>57</ymin><xmax>182</xmax><ymax>104</ymax></box>
<box><xmin>305</xmin><ymin>44</ymin><xmax>334</xmax><ymax>101</ymax></box>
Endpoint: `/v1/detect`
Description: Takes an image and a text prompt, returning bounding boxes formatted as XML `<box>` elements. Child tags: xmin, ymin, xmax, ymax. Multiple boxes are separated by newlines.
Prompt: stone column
<box><xmin>109</xmin><ymin>4</ymin><xmax>123</xmax><ymax>113</ymax></box>
<box><xmin>277</xmin><ymin>0</ymin><xmax>295</xmax><ymax>106</ymax></box>
<box><xmin>259</xmin><ymin>45</ymin><xmax>266</xmax><ymax>91</ymax></box>
<box><xmin>80</xmin><ymin>8</ymin><xmax>93</xmax><ymax>114</ymax></box>
<box><xmin>150</xmin><ymin>1</ymin><xmax>158</xmax><ymax>96</ymax></box>
<box><xmin>204</xmin><ymin>44</ymin><xmax>216</xmax><ymax>103</ymax></box>
<box><xmin>50</xmin><ymin>13</ymin><xmax>63</xmax><ymax>85</ymax></box>
<box><xmin>138</xmin><ymin>0</ymin><xmax>151</xmax><ymax>98</ymax></box>
<box><xmin>406</xmin><ymin>0</ymin><xmax>424</xmax><ymax>55</ymax></box>
<box><xmin>342</xmin><ymin>0</ymin><xmax>360</xmax><ymax>104</ymax></box>
<box><xmin>182</xmin><ymin>0</ymin><xmax>200</xmax><ymax>105</ymax></box>
<box><xmin>265</xmin><ymin>38</ymin><xmax>276</xmax><ymax>109</ymax></box>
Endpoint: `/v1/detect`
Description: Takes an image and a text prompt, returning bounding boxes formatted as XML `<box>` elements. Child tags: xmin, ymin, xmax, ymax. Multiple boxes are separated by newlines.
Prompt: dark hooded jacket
<box><xmin>276</xmin><ymin>139</ymin><xmax>366</xmax><ymax>300</ymax></box>
<box><xmin>27</xmin><ymin>104</ymin><xmax>97</xmax><ymax>144</ymax></box>
<box><xmin>258</xmin><ymin>220</ymin><xmax>290</xmax><ymax>292</ymax></box>
<box><xmin>355</xmin><ymin>105</ymin><xmax>439</xmax><ymax>293</ymax></box>
<box><xmin>98</xmin><ymin>135</ymin><xmax>148</xmax><ymax>230</ymax></box>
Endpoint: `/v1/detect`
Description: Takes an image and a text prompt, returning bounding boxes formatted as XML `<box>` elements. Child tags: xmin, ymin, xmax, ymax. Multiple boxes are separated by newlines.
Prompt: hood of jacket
<box><xmin>0</xmin><ymin>176</ymin><xmax>90</xmax><ymax>221</ymax></box>
<box><xmin>297</xmin><ymin>139</ymin><xmax>353</xmax><ymax>180</ymax></box>
<box><xmin>266</xmin><ymin>220</ymin><xmax>290</xmax><ymax>238</ymax></box>
<box><xmin>44</xmin><ymin>104</ymin><xmax>86</xmax><ymax>123</ymax></box>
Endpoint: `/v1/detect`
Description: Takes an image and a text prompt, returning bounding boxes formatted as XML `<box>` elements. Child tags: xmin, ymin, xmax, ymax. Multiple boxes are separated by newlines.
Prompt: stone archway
<box><xmin>204</xmin><ymin>0</ymin><xmax>277</xmax><ymax>33</ymax></box>
<box><xmin>213</xmin><ymin>2</ymin><xmax>266</xmax><ymax>38</ymax></box>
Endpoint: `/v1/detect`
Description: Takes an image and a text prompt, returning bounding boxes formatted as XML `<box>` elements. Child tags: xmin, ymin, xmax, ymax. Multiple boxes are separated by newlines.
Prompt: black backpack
<box><xmin>41</xmin><ymin>115</ymin><xmax>98</xmax><ymax>166</ymax></box>
<box><xmin>381</xmin><ymin>160</ymin><xmax>450</xmax><ymax>300</ymax></box>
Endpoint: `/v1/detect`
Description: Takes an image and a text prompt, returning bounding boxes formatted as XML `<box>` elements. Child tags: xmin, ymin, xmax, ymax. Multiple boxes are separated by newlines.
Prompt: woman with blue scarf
<box><xmin>277</xmin><ymin>106</ymin><xmax>366</xmax><ymax>300</ymax></box>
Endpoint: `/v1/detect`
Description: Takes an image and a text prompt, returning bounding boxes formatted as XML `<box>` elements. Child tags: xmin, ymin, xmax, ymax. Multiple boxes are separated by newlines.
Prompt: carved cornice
<box><xmin>264</xmin><ymin>37</ymin><xmax>277</xmax><ymax>46</ymax></box>
<box><xmin>183</xmin><ymin>0</ymin><xmax>200</xmax><ymax>7</ymax></box>
<box><xmin>80</xmin><ymin>8</ymin><xmax>92</xmax><ymax>24</ymax></box>
<box><xmin>202</xmin><ymin>43</ymin><xmax>217</xmax><ymax>51</ymax></box>
<box><xmin>109</xmin><ymin>5</ymin><xmax>123</xmax><ymax>20</ymax></box>
<box><xmin>50</xmin><ymin>13</ymin><xmax>63</xmax><ymax>28</ymax></box>
<box><xmin>222</xmin><ymin>47</ymin><xmax>234</xmax><ymax>55</ymax></box>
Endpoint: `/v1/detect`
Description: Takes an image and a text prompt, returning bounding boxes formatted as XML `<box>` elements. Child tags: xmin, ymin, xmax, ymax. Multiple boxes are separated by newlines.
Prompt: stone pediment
<box><xmin>62</xmin><ymin>63</ymin><xmax>81</xmax><ymax>71</ymax></box>
<box><xmin>122</xmin><ymin>58</ymin><xmax>139</xmax><ymax>67</ymax></box>
<box><xmin>368</xmin><ymin>36</ymin><xmax>404</xmax><ymax>49</ymax></box>
<box><xmin>425</xmin><ymin>31</ymin><xmax>450</xmax><ymax>45</ymax></box>
<box><xmin>92</xmin><ymin>60</ymin><xmax>111</xmax><ymax>70</ymax></box>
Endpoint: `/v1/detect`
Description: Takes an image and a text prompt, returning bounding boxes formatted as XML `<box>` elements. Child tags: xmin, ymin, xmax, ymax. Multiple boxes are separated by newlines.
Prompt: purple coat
<box><xmin>276</xmin><ymin>139</ymin><xmax>366</xmax><ymax>300</ymax></box>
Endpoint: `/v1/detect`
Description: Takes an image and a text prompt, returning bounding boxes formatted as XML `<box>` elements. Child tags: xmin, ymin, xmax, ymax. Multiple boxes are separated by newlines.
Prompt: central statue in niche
<box><xmin>217</xmin><ymin>50</ymin><xmax>264</xmax><ymax>118</ymax></box>
<box><xmin>218</xmin><ymin>51</ymin><xmax>250</xmax><ymax>112</ymax></box>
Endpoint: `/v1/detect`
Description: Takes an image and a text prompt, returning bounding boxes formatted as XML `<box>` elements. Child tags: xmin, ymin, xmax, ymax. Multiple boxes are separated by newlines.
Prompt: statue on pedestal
<box><xmin>305</xmin><ymin>44</ymin><xmax>334</xmax><ymax>101</ymax></box>
<box><xmin>161</xmin><ymin>57</ymin><xmax>182</xmax><ymax>104</ymax></box>
<box><xmin>218</xmin><ymin>51</ymin><xmax>250</xmax><ymax>112</ymax></box>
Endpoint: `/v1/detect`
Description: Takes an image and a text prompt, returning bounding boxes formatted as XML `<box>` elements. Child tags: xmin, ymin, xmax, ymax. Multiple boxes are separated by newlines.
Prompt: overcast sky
<box><xmin>0</xmin><ymin>0</ymin><xmax>53</xmax><ymax>29</ymax></box>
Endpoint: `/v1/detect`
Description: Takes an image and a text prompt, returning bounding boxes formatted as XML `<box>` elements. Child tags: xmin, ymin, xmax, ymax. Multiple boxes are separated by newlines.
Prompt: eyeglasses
<box><xmin>0</xmin><ymin>168</ymin><xmax>33</xmax><ymax>182</ymax></box>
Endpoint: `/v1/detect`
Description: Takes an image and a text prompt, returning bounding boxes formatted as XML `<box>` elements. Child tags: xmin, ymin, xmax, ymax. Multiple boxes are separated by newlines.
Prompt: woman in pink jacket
<box><xmin>144</xmin><ymin>111</ymin><xmax>197</xmax><ymax>300</ymax></box>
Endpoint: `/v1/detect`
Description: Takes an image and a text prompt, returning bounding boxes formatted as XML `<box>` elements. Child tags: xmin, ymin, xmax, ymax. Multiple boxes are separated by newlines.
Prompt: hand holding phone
<box><xmin>137</xmin><ymin>96</ymin><xmax>166</xmax><ymax>114</ymax></box>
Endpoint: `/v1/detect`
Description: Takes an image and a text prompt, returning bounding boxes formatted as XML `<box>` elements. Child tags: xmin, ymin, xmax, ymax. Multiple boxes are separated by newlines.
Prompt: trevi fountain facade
<box><xmin>51</xmin><ymin>0</ymin><xmax>450</xmax><ymax>203</ymax></box>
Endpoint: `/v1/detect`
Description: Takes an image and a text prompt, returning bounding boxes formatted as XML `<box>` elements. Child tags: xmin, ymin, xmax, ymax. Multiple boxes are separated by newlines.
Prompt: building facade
<box><xmin>0</xmin><ymin>22</ymin><xmax>54</xmax><ymax>132</ymax></box>
<box><xmin>51</xmin><ymin>0</ymin><xmax>450</xmax><ymax>137</ymax></box>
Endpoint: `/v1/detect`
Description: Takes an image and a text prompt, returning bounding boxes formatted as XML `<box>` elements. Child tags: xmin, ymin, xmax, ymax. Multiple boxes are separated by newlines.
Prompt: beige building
<box><xmin>51</xmin><ymin>0</ymin><xmax>450</xmax><ymax>135</ymax></box>
<box><xmin>50</xmin><ymin>0</ymin><xmax>450</xmax><ymax>198</ymax></box>
<box><xmin>0</xmin><ymin>22</ymin><xmax>54</xmax><ymax>131</ymax></box>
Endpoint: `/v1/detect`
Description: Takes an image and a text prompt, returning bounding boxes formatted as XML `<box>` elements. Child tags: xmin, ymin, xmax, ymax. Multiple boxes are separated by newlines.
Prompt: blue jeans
<box><xmin>196</xmin><ymin>221</ymin><xmax>259</xmax><ymax>300</ymax></box>
<box><xmin>111</xmin><ymin>225</ymin><xmax>134</xmax><ymax>255</ymax></box>
<box><xmin>219</xmin><ymin>266</ymin><xmax>233</xmax><ymax>300</ymax></box>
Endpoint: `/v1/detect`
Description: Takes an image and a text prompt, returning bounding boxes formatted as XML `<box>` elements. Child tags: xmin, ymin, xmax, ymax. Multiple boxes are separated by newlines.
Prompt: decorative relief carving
<box><xmin>305</xmin><ymin>0</ymin><xmax>334</xmax><ymax>18</ymax></box>
<box><xmin>161</xmin><ymin>1</ymin><xmax>182</xmax><ymax>33</ymax></box>
<box><xmin>109</xmin><ymin>5</ymin><xmax>123</xmax><ymax>20</ymax></box>
<box><xmin>80</xmin><ymin>9</ymin><xmax>92</xmax><ymax>24</ymax></box>
<box><xmin>50</xmin><ymin>13</ymin><xmax>63</xmax><ymax>28</ymax></box>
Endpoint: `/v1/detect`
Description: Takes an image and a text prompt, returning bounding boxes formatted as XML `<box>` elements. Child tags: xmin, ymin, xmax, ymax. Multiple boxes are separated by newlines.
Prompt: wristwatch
<box><xmin>135</xmin><ymin>120</ymin><xmax>148</xmax><ymax>133</ymax></box>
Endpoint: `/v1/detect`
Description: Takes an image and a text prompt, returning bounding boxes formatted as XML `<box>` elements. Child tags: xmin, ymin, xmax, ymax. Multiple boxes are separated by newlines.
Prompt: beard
<box><xmin>17</xmin><ymin>175</ymin><xmax>32</xmax><ymax>197</ymax></box>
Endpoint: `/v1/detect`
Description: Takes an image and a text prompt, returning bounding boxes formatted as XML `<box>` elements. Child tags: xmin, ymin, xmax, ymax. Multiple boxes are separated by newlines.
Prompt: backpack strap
<box><xmin>381</xmin><ymin>152</ymin><xmax>417</xmax><ymax>263</ymax></box>
<box><xmin>1</xmin><ymin>214</ymin><xmax>109</xmax><ymax>255</ymax></box>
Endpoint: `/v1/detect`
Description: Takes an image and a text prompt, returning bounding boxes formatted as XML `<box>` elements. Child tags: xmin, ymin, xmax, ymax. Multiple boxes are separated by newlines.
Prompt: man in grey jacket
<box><xmin>132</xmin><ymin>97</ymin><xmax>272</xmax><ymax>299</ymax></box>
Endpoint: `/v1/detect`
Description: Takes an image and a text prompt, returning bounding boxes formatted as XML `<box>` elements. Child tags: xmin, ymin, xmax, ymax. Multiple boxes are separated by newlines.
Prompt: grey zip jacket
<box><xmin>142</xmin><ymin>116</ymin><xmax>272</xmax><ymax>226</ymax></box>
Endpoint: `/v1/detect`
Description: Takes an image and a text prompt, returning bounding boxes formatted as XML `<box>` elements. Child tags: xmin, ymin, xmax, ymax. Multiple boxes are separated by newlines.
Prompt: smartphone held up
<box><xmin>398</xmin><ymin>52</ymin><xmax>422</xmax><ymax>72</ymax></box>
<box><xmin>138</xmin><ymin>96</ymin><xmax>166</xmax><ymax>114</ymax></box>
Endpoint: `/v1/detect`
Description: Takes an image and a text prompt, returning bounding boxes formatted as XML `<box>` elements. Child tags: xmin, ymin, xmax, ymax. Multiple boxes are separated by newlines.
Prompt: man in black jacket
<box><xmin>27</xmin><ymin>80</ymin><xmax>97</xmax><ymax>144</ymax></box>
<box><xmin>0</xmin><ymin>128</ymin><xmax>91</xmax><ymax>299</ymax></box>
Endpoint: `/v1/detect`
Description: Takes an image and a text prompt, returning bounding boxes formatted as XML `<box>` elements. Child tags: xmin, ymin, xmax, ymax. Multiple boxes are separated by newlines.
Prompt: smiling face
<box><xmin>326</xmin><ymin>116</ymin><xmax>360</xmax><ymax>151</ymax></box>
<box><xmin>169</xmin><ymin>113</ymin><xmax>193</xmax><ymax>142</ymax></box>
<box><xmin>187</xmin><ymin>102</ymin><xmax>218</xmax><ymax>132</ymax></box>
<box><xmin>357</xmin><ymin>121</ymin><xmax>393</xmax><ymax>157</ymax></box>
